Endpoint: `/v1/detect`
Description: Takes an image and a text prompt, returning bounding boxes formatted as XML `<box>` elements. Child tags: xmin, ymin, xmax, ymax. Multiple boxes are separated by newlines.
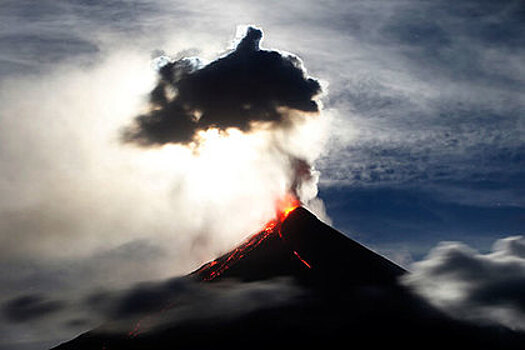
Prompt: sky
<box><xmin>0</xmin><ymin>0</ymin><xmax>523</xmax><ymax>348</ymax></box>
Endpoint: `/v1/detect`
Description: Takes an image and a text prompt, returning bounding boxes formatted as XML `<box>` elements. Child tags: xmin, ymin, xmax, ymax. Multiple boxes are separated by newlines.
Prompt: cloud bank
<box><xmin>403</xmin><ymin>235</ymin><xmax>525</xmax><ymax>331</ymax></box>
<box><xmin>2</xmin><ymin>277</ymin><xmax>301</xmax><ymax>340</ymax></box>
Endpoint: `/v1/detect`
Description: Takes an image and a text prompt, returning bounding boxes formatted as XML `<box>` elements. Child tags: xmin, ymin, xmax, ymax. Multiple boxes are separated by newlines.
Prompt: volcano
<box><xmin>192</xmin><ymin>207</ymin><xmax>405</xmax><ymax>286</ymax></box>
<box><xmin>52</xmin><ymin>207</ymin><xmax>525</xmax><ymax>349</ymax></box>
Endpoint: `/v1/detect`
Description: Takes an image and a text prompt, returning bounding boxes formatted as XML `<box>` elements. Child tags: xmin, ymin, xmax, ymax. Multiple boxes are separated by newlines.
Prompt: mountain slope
<box><xmin>52</xmin><ymin>207</ymin><xmax>525</xmax><ymax>349</ymax></box>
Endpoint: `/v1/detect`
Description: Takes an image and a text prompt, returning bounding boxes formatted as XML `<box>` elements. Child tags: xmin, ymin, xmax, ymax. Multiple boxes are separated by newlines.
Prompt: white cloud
<box><xmin>403</xmin><ymin>235</ymin><xmax>525</xmax><ymax>331</ymax></box>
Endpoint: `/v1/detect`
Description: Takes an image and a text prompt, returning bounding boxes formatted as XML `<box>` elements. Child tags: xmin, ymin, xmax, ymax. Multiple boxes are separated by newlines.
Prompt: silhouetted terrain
<box><xmin>52</xmin><ymin>208</ymin><xmax>525</xmax><ymax>349</ymax></box>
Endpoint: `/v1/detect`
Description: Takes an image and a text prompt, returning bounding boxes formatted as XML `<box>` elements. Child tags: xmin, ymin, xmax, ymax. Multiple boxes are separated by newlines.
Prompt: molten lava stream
<box><xmin>128</xmin><ymin>199</ymin><xmax>306</xmax><ymax>337</ymax></box>
<box><xmin>274</xmin><ymin>199</ymin><xmax>313</xmax><ymax>269</ymax></box>
<box><xmin>293</xmin><ymin>250</ymin><xmax>312</xmax><ymax>269</ymax></box>
<box><xmin>197</xmin><ymin>220</ymin><xmax>279</xmax><ymax>281</ymax></box>
<box><xmin>195</xmin><ymin>197</ymin><xmax>306</xmax><ymax>282</ymax></box>
<box><xmin>275</xmin><ymin>194</ymin><xmax>301</xmax><ymax>222</ymax></box>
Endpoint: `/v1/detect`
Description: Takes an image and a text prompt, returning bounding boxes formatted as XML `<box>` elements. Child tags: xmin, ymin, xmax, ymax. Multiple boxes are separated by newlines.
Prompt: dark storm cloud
<box><xmin>403</xmin><ymin>236</ymin><xmax>525</xmax><ymax>331</ymax></box>
<box><xmin>2</xmin><ymin>294</ymin><xmax>64</xmax><ymax>323</ymax></box>
<box><xmin>122</xmin><ymin>27</ymin><xmax>322</xmax><ymax>145</ymax></box>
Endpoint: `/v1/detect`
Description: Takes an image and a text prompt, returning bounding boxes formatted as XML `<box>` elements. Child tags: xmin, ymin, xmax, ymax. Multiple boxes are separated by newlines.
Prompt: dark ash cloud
<box><xmin>403</xmin><ymin>235</ymin><xmax>525</xmax><ymax>331</ymax></box>
<box><xmin>2</xmin><ymin>294</ymin><xmax>64</xmax><ymax>323</ymax></box>
<box><xmin>122</xmin><ymin>26</ymin><xmax>322</xmax><ymax>145</ymax></box>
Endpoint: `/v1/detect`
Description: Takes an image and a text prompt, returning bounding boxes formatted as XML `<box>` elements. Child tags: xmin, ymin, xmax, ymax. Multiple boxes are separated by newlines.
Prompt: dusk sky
<box><xmin>0</xmin><ymin>1</ymin><xmax>523</xmax><ymax>349</ymax></box>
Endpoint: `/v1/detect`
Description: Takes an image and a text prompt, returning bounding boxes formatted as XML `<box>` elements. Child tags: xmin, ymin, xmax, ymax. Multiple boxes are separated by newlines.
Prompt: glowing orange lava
<box><xmin>129</xmin><ymin>195</ymin><xmax>306</xmax><ymax>337</ymax></box>
<box><xmin>193</xmin><ymin>194</ymin><xmax>304</xmax><ymax>282</ymax></box>
<box><xmin>276</xmin><ymin>193</ymin><xmax>300</xmax><ymax>222</ymax></box>
<box><xmin>293</xmin><ymin>250</ymin><xmax>312</xmax><ymax>269</ymax></box>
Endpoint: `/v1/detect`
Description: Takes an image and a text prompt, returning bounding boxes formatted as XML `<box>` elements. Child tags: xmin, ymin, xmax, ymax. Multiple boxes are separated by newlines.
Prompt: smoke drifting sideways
<box><xmin>122</xmin><ymin>27</ymin><xmax>327</xmax><ymax>207</ymax></box>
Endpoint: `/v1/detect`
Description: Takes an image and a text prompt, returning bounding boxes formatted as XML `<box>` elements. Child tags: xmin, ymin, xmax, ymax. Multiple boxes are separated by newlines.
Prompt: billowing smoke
<box><xmin>403</xmin><ymin>235</ymin><xmax>525</xmax><ymax>331</ymax></box>
<box><xmin>123</xmin><ymin>27</ymin><xmax>321</xmax><ymax>146</ymax></box>
<box><xmin>0</xmin><ymin>26</ymin><xmax>330</xmax><ymax>347</ymax></box>
<box><xmin>122</xmin><ymin>26</ymin><xmax>327</xmax><ymax>208</ymax></box>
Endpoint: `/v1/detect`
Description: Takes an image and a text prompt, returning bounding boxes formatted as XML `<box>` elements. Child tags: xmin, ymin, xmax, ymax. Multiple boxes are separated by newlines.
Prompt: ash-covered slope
<box><xmin>52</xmin><ymin>208</ymin><xmax>525</xmax><ymax>350</ymax></box>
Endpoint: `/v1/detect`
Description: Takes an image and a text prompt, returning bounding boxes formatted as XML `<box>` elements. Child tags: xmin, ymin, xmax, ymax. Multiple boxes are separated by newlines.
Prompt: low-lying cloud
<box><xmin>2</xmin><ymin>294</ymin><xmax>65</xmax><ymax>323</ymax></box>
<box><xmin>2</xmin><ymin>276</ymin><xmax>301</xmax><ymax>338</ymax></box>
<box><xmin>403</xmin><ymin>235</ymin><xmax>525</xmax><ymax>331</ymax></box>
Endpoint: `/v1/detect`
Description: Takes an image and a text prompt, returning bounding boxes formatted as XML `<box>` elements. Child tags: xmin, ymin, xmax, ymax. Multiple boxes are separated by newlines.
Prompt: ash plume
<box><xmin>122</xmin><ymin>26</ymin><xmax>328</xmax><ymax>213</ymax></box>
<box><xmin>287</xmin><ymin>155</ymin><xmax>320</xmax><ymax>202</ymax></box>
<box><xmin>122</xmin><ymin>26</ymin><xmax>322</xmax><ymax>146</ymax></box>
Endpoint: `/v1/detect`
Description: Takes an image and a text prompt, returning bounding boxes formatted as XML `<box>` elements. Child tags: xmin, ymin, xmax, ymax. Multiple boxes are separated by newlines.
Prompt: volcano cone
<box><xmin>52</xmin><ymin>207</ymin><xmax>525</xmax><ymax>350</ymax></box>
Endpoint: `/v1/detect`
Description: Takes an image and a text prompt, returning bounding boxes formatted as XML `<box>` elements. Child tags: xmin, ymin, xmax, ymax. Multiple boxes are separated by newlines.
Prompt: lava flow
<box><xmin>194</xmin><ymin>195</ymin><xmax>305</xmax><ymax>282</ymax></box>
<box><xmin>128</xmin><ymin>197</ymin><xmax>303</xmax><ymax>339</ymax></box>
<box><xmin>276</xmin><ymin>194</ymin><xmax>301</xmax><ymax>222</ymax></box>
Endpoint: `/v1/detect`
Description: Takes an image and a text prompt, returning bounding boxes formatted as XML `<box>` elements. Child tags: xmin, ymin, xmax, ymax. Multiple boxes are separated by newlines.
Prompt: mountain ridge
<box><xmin>52</xmin><ymin>207</ymin><xmax>525</xmax><ymax>349</ymax></box>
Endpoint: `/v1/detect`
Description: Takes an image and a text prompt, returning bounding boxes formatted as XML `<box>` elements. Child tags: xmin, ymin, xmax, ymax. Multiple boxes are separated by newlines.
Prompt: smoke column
<box><xmin>123</xmin><ymin>26</ymin><xmax>328</xmax><ymax>210</ymax></box>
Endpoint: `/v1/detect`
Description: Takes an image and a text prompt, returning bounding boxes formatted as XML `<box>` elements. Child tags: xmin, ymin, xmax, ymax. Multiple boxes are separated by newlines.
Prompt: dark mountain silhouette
<box><xmin>52</xmin><ymin>207</ymin><xmax>525</xmax><ymax>349</ymax></box>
